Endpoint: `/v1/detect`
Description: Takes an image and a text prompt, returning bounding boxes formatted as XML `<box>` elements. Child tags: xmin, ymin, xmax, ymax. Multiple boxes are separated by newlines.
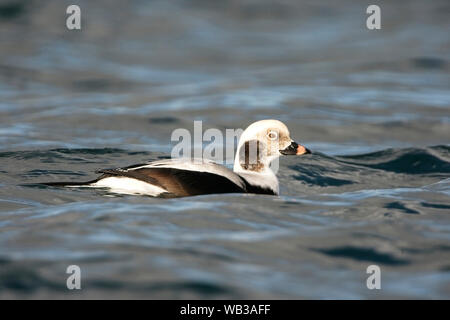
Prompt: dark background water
<box><xmin>0</xmin><ymin>0</ymin><xmax>449</xmax><ymax>299</ymax></box>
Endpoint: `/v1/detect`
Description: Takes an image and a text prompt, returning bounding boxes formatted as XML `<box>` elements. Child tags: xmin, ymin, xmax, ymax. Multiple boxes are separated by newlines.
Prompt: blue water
<box><xmin>0</xmin><ymin>0</ymin><xmax>449</xmax><ymax>299</ymax></box>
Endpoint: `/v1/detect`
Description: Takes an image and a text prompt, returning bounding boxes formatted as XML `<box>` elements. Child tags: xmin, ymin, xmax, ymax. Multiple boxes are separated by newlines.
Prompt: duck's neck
<box><xmin>233</xmin><ymin>151</ymin><xmax>280</xmax><ymax>195</ymax></box>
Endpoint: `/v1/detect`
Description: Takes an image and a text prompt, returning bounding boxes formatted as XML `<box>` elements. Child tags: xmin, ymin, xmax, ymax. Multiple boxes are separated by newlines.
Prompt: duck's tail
<box><xmin>40</xmin><ymin>178</ymin><xmax>100</xmax><ymax>187</ymax></box>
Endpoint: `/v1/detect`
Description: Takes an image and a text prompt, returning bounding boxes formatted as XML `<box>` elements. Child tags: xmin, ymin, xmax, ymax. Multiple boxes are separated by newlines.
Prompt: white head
<box><xmin>233</xmin><ymin>119</ymin><xmax>310</xmax><ymax>174</ymax></box>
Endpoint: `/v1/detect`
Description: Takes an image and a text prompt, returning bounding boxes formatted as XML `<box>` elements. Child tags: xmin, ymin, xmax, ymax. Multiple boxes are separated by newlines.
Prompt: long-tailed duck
<box><xmin>43</xmin><ymin>120</ymin><xmax>310</xmax><ymax>197</ymax></box>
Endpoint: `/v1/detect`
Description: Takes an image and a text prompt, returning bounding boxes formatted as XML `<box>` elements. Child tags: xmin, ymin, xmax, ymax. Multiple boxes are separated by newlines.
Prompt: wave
<box><xmin>337</xmin><ymin>145</ymin><xmax>450</xmax><ymax>175</ymax></box>
<box><xmin>290</xmin><ymin>145</ymin><xmax>450</xmax><ymax>188</ymax></box>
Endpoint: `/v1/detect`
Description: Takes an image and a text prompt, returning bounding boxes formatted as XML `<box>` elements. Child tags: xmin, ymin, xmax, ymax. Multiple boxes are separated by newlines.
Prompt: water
<box><xmin>0</xmin><ymin>0</ymin><xmax>449</xmax><ymax>299</ymax></box>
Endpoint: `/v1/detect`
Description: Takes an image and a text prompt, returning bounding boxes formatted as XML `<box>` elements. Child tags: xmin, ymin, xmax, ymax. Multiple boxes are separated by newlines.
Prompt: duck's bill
<box><xmin>280</xmin><ymin>142</ymin><xmax>311</xmax><ymax>155</ymax></box>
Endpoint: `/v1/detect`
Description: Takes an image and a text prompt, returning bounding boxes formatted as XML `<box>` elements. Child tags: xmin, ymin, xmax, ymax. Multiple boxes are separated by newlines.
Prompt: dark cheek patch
<box><xmin>239</xmin><ymin>140</ymin><xmax>265</xmax><ymax>172</ymax></box>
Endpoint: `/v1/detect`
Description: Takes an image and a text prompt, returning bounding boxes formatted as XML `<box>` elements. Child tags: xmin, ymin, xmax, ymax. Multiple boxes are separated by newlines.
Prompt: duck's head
<box><xmin>234</xmin><ymin>119</ymin><xmax>311</xmax><ymax>173</ymax></box>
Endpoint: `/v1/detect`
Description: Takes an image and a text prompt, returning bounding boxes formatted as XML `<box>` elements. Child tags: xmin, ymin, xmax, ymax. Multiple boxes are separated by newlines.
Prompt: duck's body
<box><xmin>43</xmin><ymin>120</ymin><xmax>310</xmax><ymax>197</ymax></box>
<box><xmin>86</xmin><ymin>158</ymin><xmax>277</xmax><ymax>197</ymax></box>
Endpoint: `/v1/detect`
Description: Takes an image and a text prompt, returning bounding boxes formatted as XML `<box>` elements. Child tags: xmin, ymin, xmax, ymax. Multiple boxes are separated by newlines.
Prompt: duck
<box><xmin>43</xmin><ymin>119</ymin><xmax>311</xmax><ymax>197</ymax></box>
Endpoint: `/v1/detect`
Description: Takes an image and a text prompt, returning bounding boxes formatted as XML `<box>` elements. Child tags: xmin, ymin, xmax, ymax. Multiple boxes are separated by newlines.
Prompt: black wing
<box><xmin>96</xmin><ymin>167</ymin><xmax>247</xmax><ymax>197</ymax></box>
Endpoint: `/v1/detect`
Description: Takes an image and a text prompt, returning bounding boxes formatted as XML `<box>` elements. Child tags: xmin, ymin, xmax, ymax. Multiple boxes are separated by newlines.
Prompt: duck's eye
<box><xmin>267</xmin><ymin>130</ymin><xmax>278</xmax><ymax>141</ymax></box>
